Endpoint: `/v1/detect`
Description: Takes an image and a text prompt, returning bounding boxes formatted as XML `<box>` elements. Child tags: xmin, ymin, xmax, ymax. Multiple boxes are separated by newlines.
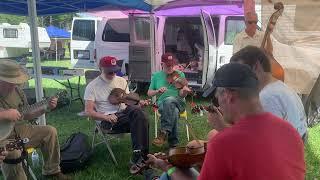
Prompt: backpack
<box><xmin>60</xmin><ymin>132</ymin><xmax>92</xmax><ymax>173</ymax></box>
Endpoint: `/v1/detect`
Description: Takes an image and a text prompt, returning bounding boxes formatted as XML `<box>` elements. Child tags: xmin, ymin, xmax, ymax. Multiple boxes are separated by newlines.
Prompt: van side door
<box><xmin>200</xmin><ymin>10</ymin><xmax>218</xmax><ymax>90</ymax></box>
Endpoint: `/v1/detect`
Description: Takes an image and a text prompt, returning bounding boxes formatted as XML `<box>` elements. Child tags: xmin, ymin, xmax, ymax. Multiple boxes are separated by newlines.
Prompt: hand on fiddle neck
<box><xmin>207</xmin><ymin>106</ymin><xmax>228</xmax><ymax>131</ymax></box>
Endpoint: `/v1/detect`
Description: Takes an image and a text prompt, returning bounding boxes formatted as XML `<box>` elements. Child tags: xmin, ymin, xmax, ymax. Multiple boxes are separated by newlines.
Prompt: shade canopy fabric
<box><xmin>46</xmin><ymin>25</ymin><xmax>70</xmax><ymax>39</ymax></box>
<box><xmin>0</xmin><ymin>0</ymin><xmax>152</xmax><ymax>16</ymax></box>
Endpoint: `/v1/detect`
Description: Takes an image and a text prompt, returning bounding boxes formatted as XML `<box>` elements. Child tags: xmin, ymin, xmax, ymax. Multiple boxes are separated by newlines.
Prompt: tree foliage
<box><xmin>0</xmin><ymin>13</ymin><xmax>76</xmax><ymax>30</ymax></box>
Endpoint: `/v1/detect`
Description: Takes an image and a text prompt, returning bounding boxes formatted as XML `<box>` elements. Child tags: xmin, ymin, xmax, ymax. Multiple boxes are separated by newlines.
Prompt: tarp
<box><xmin>0</xmin><ymin>0</ymin><xmax>151</xmax><ymax>16</ymax></box>
<box><xmin>258</xmin><ymin>0</ymin><xmax>320</xmax><ymax>95</ymax></box>
<box><xmin>46</xmin><ymin>25</ymin><xmax>70</xmax><ymax>39</ymax></box>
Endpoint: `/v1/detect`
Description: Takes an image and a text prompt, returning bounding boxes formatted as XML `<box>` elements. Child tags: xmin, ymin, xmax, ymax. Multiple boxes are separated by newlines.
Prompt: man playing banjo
<box><xmin>0</xmin><ymin>60</ymin><xmax>69</xmax><ymax>180</ymax></box>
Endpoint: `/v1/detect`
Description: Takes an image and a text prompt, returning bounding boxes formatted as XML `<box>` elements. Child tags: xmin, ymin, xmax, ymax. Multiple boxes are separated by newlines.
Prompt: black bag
<box><xmin>60</xmin><ymin>132</ymin><xmax>92</xmax><ymax>173</ymax></box>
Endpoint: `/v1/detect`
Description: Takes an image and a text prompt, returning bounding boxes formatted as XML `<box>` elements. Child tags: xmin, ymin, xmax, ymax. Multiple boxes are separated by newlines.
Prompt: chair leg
<box><xmin>185</xmin><ymin>124</ymin><xmax>190</xmax><ymax>141</ymax></box>
<box><xmin>91</xmin><ymin>127</ymin><xmax>98</xmax><ymax>149</ymax></box>
<box><xmin>97</xmin><ymin>127</ymin><xmax>118</xmax><ymax>166</ymax></box>
<box><xmin>23</xmin><ymin>159</ymin><xmax>37</xmax><ymax>180</ymax></box>
<box><xmin>154</xmin><ymin>112</ymin><xmax>158</xmax><ymax>138</ymax></box>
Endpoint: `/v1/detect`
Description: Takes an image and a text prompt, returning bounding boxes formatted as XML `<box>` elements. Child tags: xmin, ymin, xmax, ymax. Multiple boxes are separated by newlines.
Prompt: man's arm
<box><xmin>23</xmin><ymin>97</ymin><xmax>57</xmax><ymax>120</ymax></box>
<box><xmin>85</xmin><ymin>100</ymin><xmax>108</xmax><ymax>121</ymax></box>
<box><xmin>0</xmin><ymin>109</ymin><xmax>21</xmax><ymax>122</ymax></box>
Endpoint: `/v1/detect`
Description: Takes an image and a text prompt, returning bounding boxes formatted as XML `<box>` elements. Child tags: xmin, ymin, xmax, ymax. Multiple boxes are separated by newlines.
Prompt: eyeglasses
<box><xmin>246</xmin><ymin>21</ymin><xmax>258</xmax><ymax>25</ymax></box>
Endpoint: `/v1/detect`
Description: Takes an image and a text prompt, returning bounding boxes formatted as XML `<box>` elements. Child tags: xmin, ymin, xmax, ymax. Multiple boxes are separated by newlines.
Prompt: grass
<box><xmin>1</xmin><ymin>58</ymin><xmax>320</xmax><ymax>179</ymax></box>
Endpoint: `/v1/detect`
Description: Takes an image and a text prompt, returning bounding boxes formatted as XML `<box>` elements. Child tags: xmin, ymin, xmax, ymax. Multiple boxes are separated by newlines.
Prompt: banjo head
<box><xmin>0</xmin><ymin>120</ymin><xmax>14</xmax><ymax>141</ymax></box>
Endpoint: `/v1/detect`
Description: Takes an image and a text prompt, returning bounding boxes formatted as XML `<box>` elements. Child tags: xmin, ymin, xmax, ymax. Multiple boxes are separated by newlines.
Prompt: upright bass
<box><xmin>261</xmin><ymin>2</ymin><xmax>285</xmax><ymax>82</ymax></box>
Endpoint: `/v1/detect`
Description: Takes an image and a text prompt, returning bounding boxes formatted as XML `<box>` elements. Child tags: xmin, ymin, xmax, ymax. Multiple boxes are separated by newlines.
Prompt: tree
<box><xmin>0</xmin><ymin>14</ymin><xmax>26</xmax><ymax>25</ymax></box>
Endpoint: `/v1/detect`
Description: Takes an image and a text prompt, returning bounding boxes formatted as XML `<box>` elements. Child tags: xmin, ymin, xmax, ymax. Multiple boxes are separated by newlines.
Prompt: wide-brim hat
<box><xmin>0</xmin><ymin>60</ymin><xmax>29</xmax><ymax>84</ymax></box>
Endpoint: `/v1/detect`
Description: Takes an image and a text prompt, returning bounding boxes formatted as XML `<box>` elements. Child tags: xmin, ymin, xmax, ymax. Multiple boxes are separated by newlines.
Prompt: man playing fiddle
<box><xmin>147</xmin><ymin>53</ymin><xmax>191</xmax><ymax>147</ymax></box>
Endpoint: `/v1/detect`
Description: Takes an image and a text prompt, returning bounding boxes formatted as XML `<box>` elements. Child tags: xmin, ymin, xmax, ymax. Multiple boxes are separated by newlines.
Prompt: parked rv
<box><xmin>70</xmin><ymin>17</ymin><xmax>101</xmax><ymax>69</ymax></box>
<box><xmin>0</xmin><ymin>23</ymin><xmax>50</xmax><ymax>59</ymax></box>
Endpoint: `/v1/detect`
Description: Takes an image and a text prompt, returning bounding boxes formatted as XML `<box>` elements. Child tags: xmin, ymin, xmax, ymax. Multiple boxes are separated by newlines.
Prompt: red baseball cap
<box><xmin>161</xmin><ymin>53</ymin><xmax>177</xmax><ymax>67</ymax></box>
<box><xmin>99</xmin><ymin>56</ymin><xmax>120</xmax><ymax>73</ymax></box>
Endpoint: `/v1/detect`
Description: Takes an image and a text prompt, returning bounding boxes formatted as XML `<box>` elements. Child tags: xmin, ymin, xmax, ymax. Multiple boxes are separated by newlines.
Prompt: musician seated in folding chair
<box><xmin>0</xmin><ymin>60</ymin><xmax>69</xmax><ymax>180</ymax></box>
<box><xmin>147</xmin><ymin>53</ymin><xmax>191</xmax><ymax>148</ymax></box>
<box><xmin>84</xmin><ymin>56</ymin><xmax>149</xmax><ymax>173</ymax></box>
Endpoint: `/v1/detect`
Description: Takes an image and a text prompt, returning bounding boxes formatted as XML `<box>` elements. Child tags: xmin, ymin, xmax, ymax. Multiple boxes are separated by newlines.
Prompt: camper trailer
<box><xmin>129</xmin><ymin>3</ymin><xmax>246</xmax><ymax>92</ymax></box>
<box><xmin>0</xmin><ymin>23</ymin><xmax>50</xmax><ymax>59</ymax></box>
<box><xmin>70</xmin><ymin>17</ymin><xmax>101</xmax><ymax>69</ymax></box>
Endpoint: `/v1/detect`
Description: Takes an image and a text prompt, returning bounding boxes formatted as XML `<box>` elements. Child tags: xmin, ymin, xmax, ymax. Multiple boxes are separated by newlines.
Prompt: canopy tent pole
<box><xmin>27</xmin><ymin>0</ymin><xmax>46</xmax><ymax>125</ymax></box>
<box><xmin>56</xmin><ymin>38</ymin><xmax>58</xmax><ymax>62</ymax></box>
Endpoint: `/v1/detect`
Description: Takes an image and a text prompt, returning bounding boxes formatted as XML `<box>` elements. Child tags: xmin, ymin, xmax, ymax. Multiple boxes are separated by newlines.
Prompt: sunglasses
<box><xmin>107</xmin><ymin>71</ymin><xmax>116</xmax><ymax>75</ymax></box>
<box><xmin>246</xmin><ymin>21</ymin><xmax>258</xmax><ymax>25</ymax></box>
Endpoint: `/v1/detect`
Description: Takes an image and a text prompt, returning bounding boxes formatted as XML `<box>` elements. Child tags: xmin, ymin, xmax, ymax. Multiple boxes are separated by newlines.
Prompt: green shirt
<box><xmin>149</xmin><ymin>70</ymin><xmax>186</xmax><ymax>105</ymax></box>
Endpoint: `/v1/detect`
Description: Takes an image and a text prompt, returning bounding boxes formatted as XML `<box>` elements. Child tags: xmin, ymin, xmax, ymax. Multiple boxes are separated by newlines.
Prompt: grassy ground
<box><xmin>1</xmin><ymin>58</ymin><xmax>320</xmax><ymax>179</ymax></box>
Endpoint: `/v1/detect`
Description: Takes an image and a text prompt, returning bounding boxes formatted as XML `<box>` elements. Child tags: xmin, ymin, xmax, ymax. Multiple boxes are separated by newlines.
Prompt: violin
<box><xmin>261</xmin><ymin>2</ymin><xmax>285</xmax><ymax>82</ymax></box>
<box><xmin>166</xmin><ymin>71</ymin><xmax>194</xmax><ymax>95</ymax></box>
<box><xmin>162</xmin><ymin>140</ymin><xmax>208</xmax><ymax>168</ymax></box>
<box><xmin>108</xmin><ymin>88</ymin><xmax>151</xmax><ymax>106</ymax></box>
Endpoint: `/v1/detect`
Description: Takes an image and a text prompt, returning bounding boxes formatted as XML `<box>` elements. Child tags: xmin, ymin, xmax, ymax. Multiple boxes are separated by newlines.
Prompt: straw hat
<box><xmin>0</xmin><ymin>59</ymin><xmax>29</xmax><ymax>84</ymax></box>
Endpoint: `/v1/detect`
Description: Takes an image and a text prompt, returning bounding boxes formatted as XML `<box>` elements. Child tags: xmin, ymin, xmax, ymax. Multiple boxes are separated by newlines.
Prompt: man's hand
<box><xmin>207</xmin><ymin>106</ymin><xmax>226</xmax><ymax>131</ymax></box>
<box><xmin>180</xmin><ymin>86</ymin><xmax>192</xmax><ymax>97</ymax></box>
<box><xmin>158</xmin><ymin>87</ymin><xmax>167</xmax><ymax>94</ymax></box>
<box><xmin>267</xmin><ymin>23</ymin><xmax>274</xmax><ymax>32</ymax></box>
<box><xmin>2</xmin><ymin>109</ymin><xmax>22</xmax><ymax>122</ymax></box>
<box><xmin>0</xmin><ymin>151</ymin><xmax>8</xmax><ymax>164</ymax></box>
<box><xmin>146</xmin><ymin>153</ymin><xmax>172</xmax><ymax>172</ymax></box>
<box><xmin>139</xmin><ymin>99</ymin><xmax>151</xmax><ymax>107</ymax></box>
<box><xmin>105</xmin><ymin>114</ymin><xmax>118</xmax><ymax>124</ymax></box>
<box><xmin>48</xmin><ymin>97</ymin><xmax>58</xmax><ymax>110</ymax></box>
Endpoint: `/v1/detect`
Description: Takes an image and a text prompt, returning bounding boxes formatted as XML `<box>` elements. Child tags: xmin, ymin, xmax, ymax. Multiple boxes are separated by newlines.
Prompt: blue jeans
<box><xmin>158</xmin><ymin>96</ymin><xmax>185</xmax><ymax>145</ymax></box>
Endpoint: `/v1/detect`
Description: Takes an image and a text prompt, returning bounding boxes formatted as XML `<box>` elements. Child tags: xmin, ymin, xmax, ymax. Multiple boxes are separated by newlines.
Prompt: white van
<box><xmin>95</xmin><ymin>17</ymin><xmax>130</xmax><ymax>73</ymax></box>
<box><xmin>128</xmin><ymin>4</ymin><xmax>246</xmax><ymax>91</ymax></box>
<box><xmin>70</xmin><ymin>17</ymin><xmax>101</xmax><ymax>69</ymax></box>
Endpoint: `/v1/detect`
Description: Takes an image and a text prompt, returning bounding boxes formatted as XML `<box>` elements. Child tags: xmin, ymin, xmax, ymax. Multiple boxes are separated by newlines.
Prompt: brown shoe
<box><xmin>152</xmin><ymin>130</ymin><xmax>167</xmax><ymax>147</ymax></box>
<box><xmin>43</xmin><ymin>172</ymin><xmax>72</xmax><ymax>180</ymax></box>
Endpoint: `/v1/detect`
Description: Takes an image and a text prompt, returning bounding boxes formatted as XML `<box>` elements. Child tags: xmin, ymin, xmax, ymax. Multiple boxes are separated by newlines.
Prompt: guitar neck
<box><xmin>20</xmin><ymin>98</ymin><xmax>50</xmax><ymax>116</ymax></box>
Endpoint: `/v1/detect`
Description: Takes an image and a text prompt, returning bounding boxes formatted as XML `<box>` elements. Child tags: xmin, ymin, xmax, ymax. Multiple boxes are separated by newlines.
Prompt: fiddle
<box><xmin>166</xmin><ymin>71</ymin><xmax>194</xmax><ymax>95</ymax></box>
<box><xmin>108</xmin><ymin>88</ymin><xmax>151</xmax><ymax>107</ymax></box>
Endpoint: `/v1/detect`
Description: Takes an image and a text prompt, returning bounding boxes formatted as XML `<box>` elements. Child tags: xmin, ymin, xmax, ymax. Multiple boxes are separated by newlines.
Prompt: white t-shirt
<box><xmin>233</xmin><ymin>30</ymin><xmax>264</xmax><ymax>54</ymax></box>
<box><xmin>84</xmin><ymin>75</ymin><xmax>129</xmax><ymax>115</ymax></box>
<box><xmin>260</xmin><ymin>80</ymin><xmax>308</xmax><ymax>136</ymax></box>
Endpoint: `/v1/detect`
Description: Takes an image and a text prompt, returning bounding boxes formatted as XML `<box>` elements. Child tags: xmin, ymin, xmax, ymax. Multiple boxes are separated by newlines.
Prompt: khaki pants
<box><xmin>1</xmin><ymin>123</ymin><xmax>61</xmax><ymax>180</ymax></box>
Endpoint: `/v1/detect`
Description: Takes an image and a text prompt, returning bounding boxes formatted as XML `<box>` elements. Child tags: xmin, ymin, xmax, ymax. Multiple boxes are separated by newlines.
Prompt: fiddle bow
<box><xmin>261</xmin><ymin>2</ymin><xmax>285</xmax><ymax>82</ymax></box>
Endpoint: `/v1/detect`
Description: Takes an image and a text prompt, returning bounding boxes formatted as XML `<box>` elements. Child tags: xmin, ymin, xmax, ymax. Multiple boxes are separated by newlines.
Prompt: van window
<box><xmin>225</xmin><ymin>16</ymin><xmax>245</xmax><ymax>45</ymax></box>
<box><xmin>72</xmin><ymin>20</ymin><xmax>95</xmax><ymax>41</ymax></box>
<box><xmin>134</xmin><ymin>17</ymin><xmax>150</xmax><ymax>41</ymax></box>
<box><xmin>3</xmin><ymin>28</ymin><xmax>18</xmax><ymax>38</ymax></box>
<box><xmin>102</xmin><ymin>19</ymin><xmax>130</xmax><ymax>42</ymax></box>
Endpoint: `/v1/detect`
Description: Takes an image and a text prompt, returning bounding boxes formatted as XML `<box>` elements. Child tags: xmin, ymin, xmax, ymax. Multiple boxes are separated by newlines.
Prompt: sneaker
<box><xmin>43</xmin><ymin>172</ymin><xmax>71</xmax><ymax>180</ymax></box>
<box><xmin>129</xmin><ymin>150</ymin><xmax>147</xmax><ymax>175</ymax></box>
<box><xmin>152</xmin><ymin>130</ymin><xmax>168</xmax><ymax>147</ymax></box>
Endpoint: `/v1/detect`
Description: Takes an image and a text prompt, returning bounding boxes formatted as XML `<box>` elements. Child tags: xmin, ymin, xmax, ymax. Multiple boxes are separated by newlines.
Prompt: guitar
<box><xmin>0</xmin><ymin>91</ymin><xmax>67</xmax><ymax>141</ymax></box>
<box><xmin>261</xmin><ymin>2</ymin><xmax>285</xmax><ymax>82</ymax></box>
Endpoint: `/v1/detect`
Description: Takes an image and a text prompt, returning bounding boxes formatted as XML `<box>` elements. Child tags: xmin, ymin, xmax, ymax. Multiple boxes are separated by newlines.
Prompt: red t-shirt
<box><xmin>198</xmin><ymin>113</ymin><xmax>305</xmax><ymax>180</ymax></box>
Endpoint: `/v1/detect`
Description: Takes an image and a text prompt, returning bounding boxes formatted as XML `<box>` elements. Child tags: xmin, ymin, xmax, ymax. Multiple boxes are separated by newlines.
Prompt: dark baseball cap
<box><xmin>202</xmin><ymin>63</ymin><xmax>258</xmax><ymax>97</ymax></box>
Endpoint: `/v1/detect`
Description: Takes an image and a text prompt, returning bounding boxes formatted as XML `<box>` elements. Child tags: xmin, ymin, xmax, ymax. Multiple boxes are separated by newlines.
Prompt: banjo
<box><xmin>0</xmin><ymin>91</ymin><xmax>67</xmax><ymax>141</ymax></box>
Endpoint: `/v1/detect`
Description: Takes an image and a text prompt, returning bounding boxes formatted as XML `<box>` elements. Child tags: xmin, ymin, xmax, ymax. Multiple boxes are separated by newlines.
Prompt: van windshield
<box><xmin>102</xmin><ymin>19</ymin><xmax>130</xmax><ymax>42</ymax></box>
<box><xmin>72</xmin><ymin>20</ymin><xmax>95</xmax><ymax>41</ymax></box>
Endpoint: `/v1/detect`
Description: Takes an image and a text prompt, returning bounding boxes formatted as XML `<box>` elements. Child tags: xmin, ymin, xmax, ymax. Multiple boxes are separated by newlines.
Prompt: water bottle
<box><xmin>31</xmin><ymin>150</ymin><xmax>39</xmax><ymax>167</ymax></box>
